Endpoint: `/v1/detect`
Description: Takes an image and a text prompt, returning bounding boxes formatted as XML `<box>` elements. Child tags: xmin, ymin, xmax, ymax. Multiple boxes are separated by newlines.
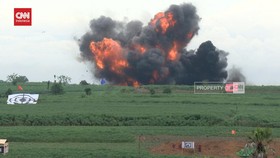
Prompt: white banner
<box><xmin>7</xmin><ymin>94</ymin><xmax>39</xmax><ymax>104</ymax></box>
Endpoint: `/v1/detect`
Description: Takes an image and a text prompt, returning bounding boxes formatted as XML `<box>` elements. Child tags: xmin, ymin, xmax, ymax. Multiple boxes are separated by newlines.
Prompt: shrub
<box><xmin>120</xmin><ymin>89</ymin><xmax>127</xmax><ymax>93</ymax></box>
<box><xmin>51</xmin><ymin>83</ymin><xmax>64</xmax><ymax>95</ymax></box>
<box><xmin>84</xmin><ymin>88</ymin><xmax>92</xmax><ymax>95</ymax></box>
<box><xmin>149</xmin><ymin>88</ymin><xmax>155</xmax><ymax>95</ymax></box>
<box><xmin>120</xmin><ymin>88</ymin><xmax>133</xmax><ymax>93</ymax></box>
<box><xmin>163</xmin><ymin>87</ymin><xmax>172</xmax><ymax>94</ymax></box>
<box><xmin>5</xmin><ymin>88</ymin><xmax>13</xmax><ymax>97</ymax></box>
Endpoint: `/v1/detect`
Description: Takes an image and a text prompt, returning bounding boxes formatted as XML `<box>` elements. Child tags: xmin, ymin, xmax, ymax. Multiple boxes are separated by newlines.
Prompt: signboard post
<box><xmin>181</xmin><ymin>141</ymin><xmax>195</xmax><ymax>154</ymax></box>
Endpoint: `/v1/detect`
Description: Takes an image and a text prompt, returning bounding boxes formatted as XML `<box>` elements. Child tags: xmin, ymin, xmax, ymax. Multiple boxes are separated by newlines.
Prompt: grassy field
<box><xmin>0</xmin><ymin>82</ymin><xmax>280</xmax><ymax>157</ymax></box>
<box><xmin>1</xmin><ymin>126</ymin><xmax>280</xmax><ymax>158</ymax></box>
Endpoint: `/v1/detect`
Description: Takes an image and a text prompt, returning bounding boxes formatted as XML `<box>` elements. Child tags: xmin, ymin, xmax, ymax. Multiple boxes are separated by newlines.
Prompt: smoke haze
<box><xmin>227</xmin><ymin>66</ymin><xmax>246</xmax><ymax>83</ymax></box>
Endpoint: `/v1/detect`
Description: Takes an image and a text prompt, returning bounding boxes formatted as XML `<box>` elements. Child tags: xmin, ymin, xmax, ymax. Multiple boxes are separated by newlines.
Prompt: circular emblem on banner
<box><xmin>9</xmin><ymin>94</ymin><xmax>37</xmax><ymax>104</ymax></box>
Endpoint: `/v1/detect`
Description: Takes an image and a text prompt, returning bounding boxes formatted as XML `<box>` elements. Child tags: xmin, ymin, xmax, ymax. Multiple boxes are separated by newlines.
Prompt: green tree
<box><xmin>6</xmin><ymin>73</ymin><xmax>18</xmax><ymax>82</ymax></box>
<box><xmin>6</xmin><ymin>73</ymin><xmax>29</xmax><ymax>85</ymax></box>
<box><xmin>57</xmin><ymin>75</ymin><xmax>71</xmax><ymax>85</ymax></box>
<box><xmin>15</xmin><ymin>76</ymin><xmax>29</xmax><ymax>83</ymax></box>
<box><xmin>80</xmin><ymin>80</ymin><xmax>89</xmax><ymax>85</ymax></box>
<box><xmin>249</xmin><ymin>128</ymin><xmax>273</xmax><ymax>158</ymax></box>
<box><xmin>237</xmin><ymin>128</ymin><xmax>273</xmax><ymax>158</ymax></box>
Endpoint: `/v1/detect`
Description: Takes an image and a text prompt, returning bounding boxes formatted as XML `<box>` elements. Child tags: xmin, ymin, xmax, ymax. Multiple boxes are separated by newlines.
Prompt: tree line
<box><xmin>2</xmin><ymin>73</ymin><xmax>72</xmax><ymax>85</ymax></box>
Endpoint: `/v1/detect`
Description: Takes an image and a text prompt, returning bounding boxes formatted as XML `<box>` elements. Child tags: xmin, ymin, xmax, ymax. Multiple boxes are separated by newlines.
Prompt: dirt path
<box><xmin>150</xmin><ymin>137</ymin><xmax>280</xmax><ymax>158</ymax></box>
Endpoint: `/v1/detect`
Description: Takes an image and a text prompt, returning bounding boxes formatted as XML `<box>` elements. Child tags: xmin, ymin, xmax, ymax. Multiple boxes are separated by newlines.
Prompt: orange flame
<box><xmin>153</xmin><ymin>70</ymin><xmax>159</xmax><ymax>81</ymax></box>
<box><xmin>150</xmin><ymin>12</ymin><xmax>164</xmax><ymax>27</ymax></box>
<box><xmin>150</xmin><ymin>12</ymin><xmax>176</xmax><ymax>34</ymax></box>
<box><xmin>149</xmin><ymin>70</ymin><xmax>160</xmax><ymax>84</ymax></box>
<box><xmin>133</xmin><ymin>81</ymin><xmax>140</xmax><ymax>87</ymax></box>
<box><xmin>125</xmin><ymin>78</ymin><xmax>140</xmax><ymax>87</ymax></box>
<box><xmin>134</xmin><ymin>44</ymin><xmax>146</xmax><ymax>54</ymax></box>
<box><xmin>89</xmin><ymin>38</ymin><xmax>128</xmax><ymax>75</ymax></box>
<box><xmin>168</xmin><ymin>42</ymin><xmax>178</xmax><ymax>61</ymax></box>
<box><xmin>96</xmin><ymin>60</ymin><xmax>104</xmax><ymax>69</ymax></box>
<box><xmin>89</xmin><ymin>39</ymin><xmax>141</xmax><ymax>87</ymax></box>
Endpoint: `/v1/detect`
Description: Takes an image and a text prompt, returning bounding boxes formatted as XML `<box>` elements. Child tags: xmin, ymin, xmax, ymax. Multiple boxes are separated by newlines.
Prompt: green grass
<box><xmin>0</xmin><ymin>83</ymin><xmax>280</xmax><ymax>127</ymax></box>
<box><xmin>1</xmin><ymin>126</ymin><xmax>280</xmax><ymax>158</ymax></box>
<box><xmin>2</xmin><ymin>126</ymin><xmax>280</xmax><ymax>143</ymax></box>
<box><xmin>0</xmin><ymin>82</ymin><xmax>280</xmax><ymax>157</ymax></box>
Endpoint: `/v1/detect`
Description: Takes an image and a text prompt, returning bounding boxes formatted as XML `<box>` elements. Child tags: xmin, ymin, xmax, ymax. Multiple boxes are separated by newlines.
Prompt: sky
<box><xmin>0</xmin><ymin>0</ymin><xmax>279</xmax><ymax>85</ymax></box>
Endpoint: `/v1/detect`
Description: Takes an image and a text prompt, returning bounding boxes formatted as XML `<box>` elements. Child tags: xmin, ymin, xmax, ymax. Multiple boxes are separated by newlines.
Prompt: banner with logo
<box><xmin>194</xmin><ymin>82</ymin><xmax>245</xmax><ymax>94</ymax></box>
<box><xmin>181</xmin><ymin>141</ymin><xmax>195</xmax><ymax>149</ymax></box>
<box><xmin>7</xmin><ymin>94</ymin><xmax>39</xmax><ymax>104</ymax></box>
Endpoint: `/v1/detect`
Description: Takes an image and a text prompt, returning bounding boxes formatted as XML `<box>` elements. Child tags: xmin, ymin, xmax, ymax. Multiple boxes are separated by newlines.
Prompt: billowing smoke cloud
<box><xmin>227</xmin><ymin>66</ymin><xmax>246</xmax><ymax>82</ymax></box>
<box><xmin>78</xmin><ymin>3</ymin><xmax>228</xmax><ymax>86</ymax></box>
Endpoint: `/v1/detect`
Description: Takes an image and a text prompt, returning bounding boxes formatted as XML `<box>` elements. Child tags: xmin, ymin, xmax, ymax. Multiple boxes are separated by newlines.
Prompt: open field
<box><xmin>1</xmin><ymin>126</ymin><xmax>280</xmax><ymax>158</ymax></box>
<box><xmin>0</xmin><ymin>82</ymin><xmax>280</xmax><ymax>157</ymax></box>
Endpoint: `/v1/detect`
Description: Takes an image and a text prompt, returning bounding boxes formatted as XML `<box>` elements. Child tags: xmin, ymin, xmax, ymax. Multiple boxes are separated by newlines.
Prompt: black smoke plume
<box><xmin>78</xmin><ymin>3</ymin><xmax>228</xmax><ymax>85</ymax></box>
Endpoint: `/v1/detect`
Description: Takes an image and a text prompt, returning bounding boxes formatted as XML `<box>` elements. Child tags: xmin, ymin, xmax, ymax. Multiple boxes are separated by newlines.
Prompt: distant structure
<box><xmin>100</xmin><ymin>78</ymin><xmax>106</xmax><ymax>85</ymax></box>
<box><xmin>0</xmin><ymin>139</ymin><xmax>9</xmax><ymax>155</ymax></box>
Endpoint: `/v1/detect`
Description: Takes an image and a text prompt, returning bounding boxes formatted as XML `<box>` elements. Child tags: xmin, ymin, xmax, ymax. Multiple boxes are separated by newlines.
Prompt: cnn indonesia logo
<box><xmin>14</xmin><ymin>8</ymin><xmax>32</xmax><ymax>26</ymax></box>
